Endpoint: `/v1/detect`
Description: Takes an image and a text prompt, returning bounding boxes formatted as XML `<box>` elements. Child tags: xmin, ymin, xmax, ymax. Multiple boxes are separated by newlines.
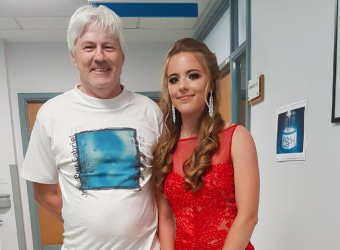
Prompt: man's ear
<box><xmin>122</xmin><ymin>53</ymin><xmax>125</xmax><ymax>65</ymax></box>
<box><xmin>71</xmin><ymin>53</ymin><xmax>77</xmax><ymax>66</ymax></box>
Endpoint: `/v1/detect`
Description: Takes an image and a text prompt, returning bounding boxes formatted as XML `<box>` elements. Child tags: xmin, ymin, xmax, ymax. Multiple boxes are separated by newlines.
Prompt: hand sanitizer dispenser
<box><xmin>0</xmin><ymin>194</ymin><xmax>11</xmax><ymax>208</ymax></box>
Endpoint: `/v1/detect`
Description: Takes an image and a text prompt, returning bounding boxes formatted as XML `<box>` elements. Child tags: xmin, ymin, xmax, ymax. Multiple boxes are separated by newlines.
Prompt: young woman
<box><xmin>153</xmin><ymin>38</ymin><xmax>260</xmax><ymax>250</ymax></box>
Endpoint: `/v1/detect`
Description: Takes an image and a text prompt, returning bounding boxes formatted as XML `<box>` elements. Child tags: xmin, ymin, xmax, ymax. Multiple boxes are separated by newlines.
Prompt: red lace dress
<box><xmin>164</xmin><ymin>125</ymin><xmax>255</xmax><ymax>250</ymax></box>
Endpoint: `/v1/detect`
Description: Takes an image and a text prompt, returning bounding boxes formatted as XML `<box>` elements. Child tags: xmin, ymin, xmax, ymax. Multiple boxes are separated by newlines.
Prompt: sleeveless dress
<box><xmin>164</xmin><ymin>125</ymin><xmax>255</xmax><ymax>250</ymax></box>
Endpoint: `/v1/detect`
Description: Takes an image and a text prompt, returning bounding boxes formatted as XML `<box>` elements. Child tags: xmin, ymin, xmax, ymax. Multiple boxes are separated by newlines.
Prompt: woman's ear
<box><xmin>209</xmin><ymin>81</ymin><xmax>214</xmax><ymax>92</ymax></box>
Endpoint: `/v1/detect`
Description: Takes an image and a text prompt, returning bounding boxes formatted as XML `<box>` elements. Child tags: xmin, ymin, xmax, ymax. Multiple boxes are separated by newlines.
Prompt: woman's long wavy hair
<box><xmin>153</xmin><ymin>38</ymin><xmax>225</xmax><ymax>192</ymax></box>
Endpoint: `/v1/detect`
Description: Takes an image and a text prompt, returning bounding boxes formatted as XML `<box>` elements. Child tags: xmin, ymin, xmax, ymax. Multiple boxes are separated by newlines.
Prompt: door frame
<box><xmin>230</xmin><ymin>42</ymin><xmax>250</xmax><ymax>128</ymax></box>
<box><xmin>18</xmin><ymin>91</ymin><xmax>160</xmax><ymax>250</ymax></box>
<box><xmin>195</xmin><ymin>0</ymin><xmax>252</xmax><ymax>129</ymax></box>
<box><xmin>19</xmin><ymin>93</ymin><xmax>60</xmax><ymax>250</ymax></box>
<box><xmin>219</xmin><ymin>59</ymin><xmax>231</xmax><ymax>122</ymax></box>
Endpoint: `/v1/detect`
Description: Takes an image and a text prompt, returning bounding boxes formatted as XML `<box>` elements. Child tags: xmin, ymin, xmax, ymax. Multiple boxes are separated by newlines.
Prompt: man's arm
<box><xmin>33</xmin><ymin>182</ymin><xmax>63</xmax><ymax>222</ymax></box>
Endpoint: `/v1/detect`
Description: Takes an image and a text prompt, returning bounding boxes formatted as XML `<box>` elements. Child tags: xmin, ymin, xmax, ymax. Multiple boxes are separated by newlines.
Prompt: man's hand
<box><xmin>33</xmin><ymin>182</ymin><xmax>63</xmax><ymax>222</ymax></box>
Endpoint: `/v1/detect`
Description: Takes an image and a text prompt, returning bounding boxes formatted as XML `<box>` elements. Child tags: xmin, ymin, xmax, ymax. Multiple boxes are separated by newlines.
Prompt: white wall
<box><xmin>7</xmin><ymin>42</ymin><xmax>78</xmax><ymax>250</ymax></box>
<box><xmin>123</xmin><ymin>42</ymin><xmax>169</xmax><ymax>91</ymax></box>
<box><xmin>5</xmin><ymin>41</ymin><xmax>171</xmax><ymax>250</ymax></box>
<box><xmin>6</xmin><ymin>1</ymin><xmax>340</xmax><ymax>249</ymax></box>
<box><xmin>238</xmin><ymin>0</ymin><xmax>246</xmax><ymax>45</ymax></box>
<box><xmin>251</xmin><ymin>0</ymin><xmax>340</xmax><ymax>249</ymax></box>
<box><xmin>0</xmin><ymin>40</ymin><xmax>19</xmax><ymax>250</ymax></box>
<box><xmin>204</xmin><ymin>7</ymin><xmax>231</xmax><ymax>65</ymax></box>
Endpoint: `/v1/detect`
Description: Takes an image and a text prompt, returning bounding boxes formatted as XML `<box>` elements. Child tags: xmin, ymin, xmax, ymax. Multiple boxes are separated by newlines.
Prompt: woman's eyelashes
<box><xmin>168</xmin><ymin>77</ymin><xmax>179</xmax><ymax>84</ymax></box>
<box><xmin>168</xmin><ymin>73</ymin><xmax>200</xmax><ymax>84</ymax></box>
<box><xmin>188</xmin><ymin>73</ymin><xmax>200</xmax><ymax>80</ymax></box>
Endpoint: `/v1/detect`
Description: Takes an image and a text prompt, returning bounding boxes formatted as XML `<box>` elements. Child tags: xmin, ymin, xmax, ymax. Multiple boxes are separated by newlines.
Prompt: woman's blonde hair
<box><xmin>153</xmin><ymin>38</ymin><xmax>225</xmax><ymax>192</ymax></box>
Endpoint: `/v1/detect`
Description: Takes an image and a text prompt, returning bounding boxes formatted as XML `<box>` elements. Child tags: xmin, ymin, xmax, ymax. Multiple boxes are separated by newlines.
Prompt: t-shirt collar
<box><xmin>73</xmin><ymin>84</ymin><xmax>130</xmax><ymax>109</ymax></box>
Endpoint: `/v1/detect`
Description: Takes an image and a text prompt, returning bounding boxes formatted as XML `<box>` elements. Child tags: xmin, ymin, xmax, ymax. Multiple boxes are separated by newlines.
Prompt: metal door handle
<box><xmin>0</xmin><ymin>194</ymin><xmax>11</xmax><ymax>208</ymax></box>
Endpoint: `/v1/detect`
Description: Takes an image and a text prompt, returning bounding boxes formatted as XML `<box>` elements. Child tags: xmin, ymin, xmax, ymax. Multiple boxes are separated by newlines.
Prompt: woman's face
<box><xmin>167</xmin><ymin>52</ymin><xmax>210</xmax><ymax>118</ymax></box>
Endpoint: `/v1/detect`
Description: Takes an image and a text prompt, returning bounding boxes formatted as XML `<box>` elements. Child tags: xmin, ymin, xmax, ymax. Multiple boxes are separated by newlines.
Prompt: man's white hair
<box><xmin>67</xmin><ymin>4</ymin><xmax>126</xmax><ymax>55</ymax></box>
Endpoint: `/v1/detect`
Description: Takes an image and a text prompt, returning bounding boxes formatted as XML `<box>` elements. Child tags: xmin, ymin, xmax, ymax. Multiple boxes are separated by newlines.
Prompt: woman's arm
<box><xmin>157</xmin><ymin>191</ymin><xmax>176</xmax><ymax>250</ymax></box>
<box><xmin>223</xmin><ymin>126</ymin><xmax>260</xmax><ymax>250</ymax></box>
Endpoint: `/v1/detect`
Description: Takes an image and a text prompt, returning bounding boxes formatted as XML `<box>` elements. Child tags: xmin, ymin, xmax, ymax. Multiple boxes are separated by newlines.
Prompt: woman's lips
<box><xmin>178</xmin><ymin>95</ymin><xmax>194</xmax><ymax>100</ymax></box>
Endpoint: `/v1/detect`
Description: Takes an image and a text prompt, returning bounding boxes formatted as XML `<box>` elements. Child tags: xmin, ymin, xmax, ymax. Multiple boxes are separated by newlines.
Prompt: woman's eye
<box><xmin>188</xmin><ymin>73</ymin><xmax>200</xmax><ymax>80</ymax></box>
<box><xmin>169</xmin><ymin>78</ymin><xmax>179</xmax><ymax>84</ymax></box>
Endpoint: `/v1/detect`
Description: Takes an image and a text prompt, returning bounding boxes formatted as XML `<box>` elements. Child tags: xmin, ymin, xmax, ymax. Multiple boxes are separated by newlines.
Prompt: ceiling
<box><xmin>0</xmin><ymin>0</ymin><xmax>217</xmax><ymax>43</ymax></box>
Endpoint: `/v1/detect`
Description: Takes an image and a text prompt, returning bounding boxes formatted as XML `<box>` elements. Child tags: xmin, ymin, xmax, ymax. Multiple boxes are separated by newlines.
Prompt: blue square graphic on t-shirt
<box><xmin>75</xmin><ymin>128</ymin><xmax>141</xmax><ymax>190</ymax></box>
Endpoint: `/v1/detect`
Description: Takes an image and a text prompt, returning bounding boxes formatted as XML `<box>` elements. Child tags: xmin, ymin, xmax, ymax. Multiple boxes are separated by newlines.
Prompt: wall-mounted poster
<box><xmin>276</xmin><ymin>100</ymin><xmax>307</xmax><ymax>162</ymax></box>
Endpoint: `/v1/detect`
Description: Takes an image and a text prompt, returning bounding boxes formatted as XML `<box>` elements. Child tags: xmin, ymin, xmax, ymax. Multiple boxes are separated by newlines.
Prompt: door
<box><xmin>218</xmin><ymin>69</ymin><xmax>232</xmax><ymax>123</ymax></box>
<box><xmin>27</xmin><ymin>102</ymin><xmax>64</xmax><ymax>248</ymax></box>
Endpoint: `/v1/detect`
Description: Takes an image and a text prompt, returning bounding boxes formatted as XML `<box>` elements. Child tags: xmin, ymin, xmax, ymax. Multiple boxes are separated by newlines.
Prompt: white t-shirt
<box><xmin>21</xmin><ymin>86</ymin><xmax>162</xmax><ymax>250</ymax></box>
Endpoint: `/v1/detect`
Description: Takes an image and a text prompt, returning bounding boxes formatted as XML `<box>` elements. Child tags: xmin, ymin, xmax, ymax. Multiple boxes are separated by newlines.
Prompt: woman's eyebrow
<box><xmin>186</xmin><ymin>69</ymin><xmax>201</xmax><ymax>74</ymax></box>
<box><xmin>168</xmin><ymin>73</ymin><xmax>179</xmax><ymax>78</ymax></box>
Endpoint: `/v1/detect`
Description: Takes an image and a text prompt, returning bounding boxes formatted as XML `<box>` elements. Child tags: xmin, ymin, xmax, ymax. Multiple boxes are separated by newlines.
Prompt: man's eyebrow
<box><xmin>79</xmin><ymin>40</ymin><xmax>94</xmax><ymax>44</ymax></box>
<box><xmin>79</xmin><ymin>40</ymin><xmax>116</xmax><ymax>44</ymax></box>
<box><xmin>102</xmin><ymin>41</ymin><xmax>117</xmax><ymax>45</ymax></box>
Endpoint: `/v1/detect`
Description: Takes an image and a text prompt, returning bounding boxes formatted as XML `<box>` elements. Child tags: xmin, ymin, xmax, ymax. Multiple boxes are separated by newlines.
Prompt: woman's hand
<box><xmin>157</xmin><ymin>191</ymin><xmax>176</xmax><ymax>250</ymax></box>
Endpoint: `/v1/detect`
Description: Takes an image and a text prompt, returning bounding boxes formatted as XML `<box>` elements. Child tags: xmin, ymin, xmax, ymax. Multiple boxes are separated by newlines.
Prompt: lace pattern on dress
<box><xmin>164</xmin><ymin>125</ymin><xmax>255</xmax><ymax>250</ymax></box>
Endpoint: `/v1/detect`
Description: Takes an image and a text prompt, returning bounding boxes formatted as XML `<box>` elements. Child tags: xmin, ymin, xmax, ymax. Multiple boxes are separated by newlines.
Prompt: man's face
<box><xmin>71</xmin><ymin>23</ymin><xmax>125</xmax><ymax>99</ymax></box>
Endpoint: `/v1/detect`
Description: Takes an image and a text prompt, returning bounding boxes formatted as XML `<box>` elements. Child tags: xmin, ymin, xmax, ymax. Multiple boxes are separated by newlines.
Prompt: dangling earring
<box><xmin>208</xmin><ymin>91</ymin><xmax>214</xmax><ymax>117</ymax></box>
<box><xmin>172</xmin><ymin>103</ymin><xmax>176</xmax><ymax>123</ymax></box>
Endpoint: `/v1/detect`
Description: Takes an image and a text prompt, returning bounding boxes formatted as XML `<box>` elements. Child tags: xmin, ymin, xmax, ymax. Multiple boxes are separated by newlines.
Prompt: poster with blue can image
<box><xmin>276</xmin><ymin>100</ymin><xmax>307</xmax><ymax>161</ymax></box>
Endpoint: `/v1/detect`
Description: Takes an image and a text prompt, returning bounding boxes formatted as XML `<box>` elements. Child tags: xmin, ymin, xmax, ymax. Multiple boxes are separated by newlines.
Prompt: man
<box><xmin>21</xmin><ymin>5</ymin><xmax>162</xmax><ymax>250</ymax></box>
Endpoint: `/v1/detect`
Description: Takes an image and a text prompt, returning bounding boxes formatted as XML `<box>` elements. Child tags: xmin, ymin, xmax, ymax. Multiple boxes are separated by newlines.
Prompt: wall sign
<box><xmin>248</xmin><ymin>74</ymin><xmax>264</xmax><ymax>105</ymax></box>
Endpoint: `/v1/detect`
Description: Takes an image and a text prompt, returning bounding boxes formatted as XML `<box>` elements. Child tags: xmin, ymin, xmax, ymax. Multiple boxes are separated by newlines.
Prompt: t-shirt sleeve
<box><xmin>20</xmin><ymin>117</ymin><xmax>59</xmax><ymax>184</ymax></box>
<box><xmin>154</xmin><ymin>104</ymin><xmax>163</xmax><ymax>137</ymax></box>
